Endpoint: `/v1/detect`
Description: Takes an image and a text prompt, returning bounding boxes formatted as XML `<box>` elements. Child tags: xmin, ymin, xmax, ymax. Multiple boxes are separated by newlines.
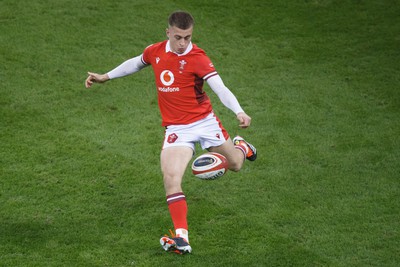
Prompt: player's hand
<box><xmin>85</xmin><ymin>72</ymin><xmax>109</xmax><ymax>88</ymax></box>
<box><xmin>236</xmin><ymin>112</ymin><xmax>251</xmax><ymax>128</ymax></box>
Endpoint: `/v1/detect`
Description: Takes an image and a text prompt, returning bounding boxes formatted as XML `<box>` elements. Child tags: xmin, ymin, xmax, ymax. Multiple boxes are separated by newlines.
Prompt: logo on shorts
<box><xmin>216</xmin><ymin>133</ymin><xmax>220</xmax><ymax>139</ymax></box>
<box><xmin>167</xmin><ymin>133</ymin><xmax>178</xmax><ymax>143</ymax></box>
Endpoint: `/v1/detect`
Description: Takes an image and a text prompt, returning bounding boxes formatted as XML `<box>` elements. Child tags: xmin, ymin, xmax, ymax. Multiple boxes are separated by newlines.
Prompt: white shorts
<box><xmin>162</xmin><ymin>112</ymin><xmax>229</xmax><ymax>151</ymax></box>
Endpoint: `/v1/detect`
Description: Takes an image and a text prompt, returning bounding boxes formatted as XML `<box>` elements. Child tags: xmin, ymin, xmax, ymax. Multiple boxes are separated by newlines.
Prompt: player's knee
<box><xmin>228</xmin><ymin>160</ymin><xmax>243</xmax><ymax>172</ymax></box>
<box><xmin>228</xmin><ymin>150</ymin><xmax>246</xmax><ymax>172</ymax></box>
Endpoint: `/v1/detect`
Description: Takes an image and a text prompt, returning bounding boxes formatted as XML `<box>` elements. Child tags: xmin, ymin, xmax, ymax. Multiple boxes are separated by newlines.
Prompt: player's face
<box><xmin>166</xmin><ymin>26</ymin><xmax>193</xmax><ymax>54</ymax></box>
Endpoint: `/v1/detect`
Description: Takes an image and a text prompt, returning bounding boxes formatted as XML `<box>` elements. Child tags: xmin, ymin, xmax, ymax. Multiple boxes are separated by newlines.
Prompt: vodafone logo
<box><xmin>158</xmin><ymin>69</ymin><xmax>179</xmax><ymax>92</ymax></box>
<box><xmin>160</xmin><ymin>70</ymin><xmax>174</xmax><ymax>86</ymax></box>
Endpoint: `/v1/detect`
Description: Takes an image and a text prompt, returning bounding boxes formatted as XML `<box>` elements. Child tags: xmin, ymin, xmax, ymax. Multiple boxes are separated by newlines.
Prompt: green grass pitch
<box><xmin>1</xmin><ymin>0</ymin><xmax>399</xmax><ymax>266</ymax></box>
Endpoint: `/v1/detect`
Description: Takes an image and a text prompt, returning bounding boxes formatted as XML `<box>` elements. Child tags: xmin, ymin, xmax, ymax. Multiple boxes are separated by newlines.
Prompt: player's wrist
<box><xmin>235</xmin><ymin>110</ymin><xmax>245</xmax><ymax>116</ymax></box>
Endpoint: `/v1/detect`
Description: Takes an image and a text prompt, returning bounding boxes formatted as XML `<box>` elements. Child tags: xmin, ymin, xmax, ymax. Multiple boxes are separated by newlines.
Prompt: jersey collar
<box><xmin>165</xmin><ymin>40</ymin><xmax>193</xmax><ymax>56</ymax></box>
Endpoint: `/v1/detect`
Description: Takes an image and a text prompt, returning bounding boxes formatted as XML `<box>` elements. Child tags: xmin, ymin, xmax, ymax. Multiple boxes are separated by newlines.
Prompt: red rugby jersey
<box><xmin>141</xmin><ymin>40</ymin><xmax>218</xmax><ymax>126</ymax></box>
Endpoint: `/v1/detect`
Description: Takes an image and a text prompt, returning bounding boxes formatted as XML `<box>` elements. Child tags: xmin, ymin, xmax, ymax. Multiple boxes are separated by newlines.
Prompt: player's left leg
<box><xmin>199</xmin><ymin>112</ymin><xmax>256</xmax><ymax>171</ymax></box>
<box><xmin>209</xmin><ymin>138</ymin><xmax>245</xmax><ymax>171</ymax></box>
<box><xmin>209</xmin><ymin>136</ymin><xmax>257</xmax><ymax>171</ymax></box>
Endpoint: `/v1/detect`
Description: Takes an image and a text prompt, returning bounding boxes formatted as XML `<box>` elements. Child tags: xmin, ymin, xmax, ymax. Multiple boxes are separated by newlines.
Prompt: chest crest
<box><xmin>179</xmin><ymin>60</ymin><xmax>187</xmax><ymax>71</ymax></box>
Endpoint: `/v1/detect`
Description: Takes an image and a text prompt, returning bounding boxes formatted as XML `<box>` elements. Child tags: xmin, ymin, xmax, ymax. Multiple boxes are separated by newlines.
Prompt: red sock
<box><xmin>166</xmin><ymin>192</ymin><xmax>188</xmax><ymax>231</ymax></box>
<box><xmin>234</xmin><ymin>143</ymin><xmax>247</xmax><ymax>159</ymax></box>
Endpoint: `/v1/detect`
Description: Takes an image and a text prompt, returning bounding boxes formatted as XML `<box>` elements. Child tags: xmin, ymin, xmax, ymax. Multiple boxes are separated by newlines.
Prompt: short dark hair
<box><xmin>168</xmin><ymin>11</ymin><xmax>194</xmax><ymax>29</ymax></box>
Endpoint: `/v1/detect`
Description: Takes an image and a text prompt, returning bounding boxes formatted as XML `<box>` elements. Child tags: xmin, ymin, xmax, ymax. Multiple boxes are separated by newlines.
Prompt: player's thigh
<box><xmin>160</xmin><ymin>146</ymin><xmax>194</xmax><ymax>179</ymax></box>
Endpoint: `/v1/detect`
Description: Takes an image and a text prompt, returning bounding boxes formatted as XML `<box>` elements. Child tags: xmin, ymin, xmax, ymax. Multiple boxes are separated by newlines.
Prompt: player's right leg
<box><xmin>160</xmin><ymin>146</ymin><xmax>193</xmax><ymax>254</ymax></box>
<box><xmin>161</xmin><ymin>146</ymin><xmax>193</xmax><ymax>196</ymax></box>
<box><xmin>160</xmin><ymin>231</ymin><xmax>192</xmax><ymax>254</ymax></box>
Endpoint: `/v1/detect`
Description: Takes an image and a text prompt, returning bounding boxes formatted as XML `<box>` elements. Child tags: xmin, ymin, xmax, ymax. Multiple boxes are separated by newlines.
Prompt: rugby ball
<box><xmin>191</xmin><ymin>152</ymin><xmax>228</xmax><ymax>180</ymax></box>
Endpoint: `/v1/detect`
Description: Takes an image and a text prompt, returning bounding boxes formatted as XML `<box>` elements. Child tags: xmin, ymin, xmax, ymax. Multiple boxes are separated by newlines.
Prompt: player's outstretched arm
<box><xmin>85</xmin><ymin>55</ymin><xmax>147</xmax><ymax>88</ymax></box>
<box><xmin>85</xmin><ymin>72</ymin><xmax>110</xmax><ymax>88</ymax></box>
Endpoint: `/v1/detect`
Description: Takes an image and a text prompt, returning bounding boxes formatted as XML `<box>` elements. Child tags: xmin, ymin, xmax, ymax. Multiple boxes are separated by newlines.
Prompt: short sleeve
<box><xmin>195</xmin><ymin>53</ymin><xmax>218</xmax><ymax>80</ymax></box>
<box><xmin>141</xmin><ymin>44</ymin><xmax>154</xmax><ymax>65</ymax></box>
